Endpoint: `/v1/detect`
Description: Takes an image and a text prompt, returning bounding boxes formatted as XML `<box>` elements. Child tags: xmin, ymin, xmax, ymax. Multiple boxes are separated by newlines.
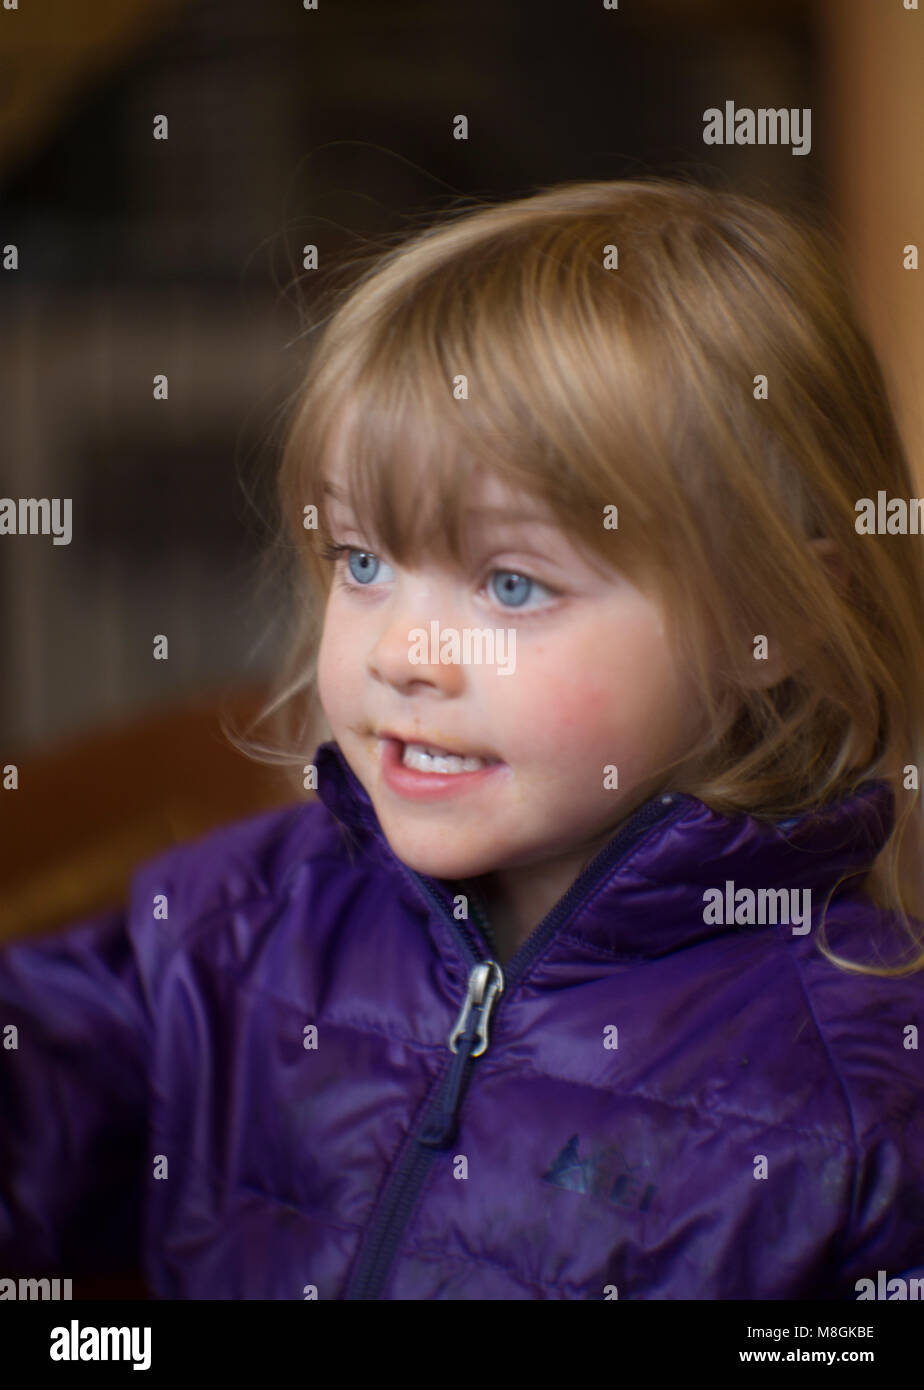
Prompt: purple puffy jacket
<box><xmin>2</xmin><ymin>738</ymin><xmax>923</xmax><ymax>1300</ymax></box>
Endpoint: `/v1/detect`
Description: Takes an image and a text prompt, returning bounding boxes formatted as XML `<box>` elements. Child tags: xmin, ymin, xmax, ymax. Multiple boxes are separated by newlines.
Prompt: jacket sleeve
<box><xmin>830</xmin><ymin>1110</ymin><xmax>924</xmax><ymax>1298</ymax></box>
<box><xmin>0</xmin><ymin>908</ymin><xmax>151</xmax><ymax>1278</ymax></box>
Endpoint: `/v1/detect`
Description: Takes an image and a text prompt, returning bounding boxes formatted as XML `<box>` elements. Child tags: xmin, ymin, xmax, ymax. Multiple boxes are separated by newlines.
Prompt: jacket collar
<box><xmin>312</xmin><ymin>740</ymin><xmax>894</xmax><ymax>958</ymax></box>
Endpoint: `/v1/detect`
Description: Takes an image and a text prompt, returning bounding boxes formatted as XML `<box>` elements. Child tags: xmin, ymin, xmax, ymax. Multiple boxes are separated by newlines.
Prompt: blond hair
<box><xmin>225</xmin><ymin>176</ymin><xmax>924</xmax><ymax>977</ymax></box>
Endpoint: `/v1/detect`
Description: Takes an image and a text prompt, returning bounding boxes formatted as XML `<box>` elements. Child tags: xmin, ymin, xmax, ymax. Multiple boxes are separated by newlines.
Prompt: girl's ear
<box><xmin>741</xmin><ymin>636</ymin><xmax>790</xmax><ymax>691</ymax></box>
<box><xmin>741</xmin><ymin>538</ymin><xmax>848</xmax><ymax>692</ymax></box>
<box><xmin>809</xmin><ymin>536</ymin><xmax>851</xmax><ymax>594</ymax></box>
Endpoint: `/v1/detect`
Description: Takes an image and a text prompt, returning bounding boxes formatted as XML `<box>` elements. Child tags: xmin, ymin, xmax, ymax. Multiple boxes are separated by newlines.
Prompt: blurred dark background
<box><xmin>0</xmin><ymin>0</ymin><xmax>921</xmax><ymax>942</ymax></box>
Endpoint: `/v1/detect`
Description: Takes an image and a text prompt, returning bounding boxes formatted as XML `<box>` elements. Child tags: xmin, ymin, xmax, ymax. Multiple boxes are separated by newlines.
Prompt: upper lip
<box><xmin>378</xmin><ymin>730</ymin><xmax>500</xmax><ymax>762</ymax></box>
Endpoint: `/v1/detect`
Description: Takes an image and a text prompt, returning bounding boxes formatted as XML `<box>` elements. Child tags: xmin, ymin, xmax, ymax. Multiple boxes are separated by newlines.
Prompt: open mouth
<box><xmin>379</xmin><ymin>733</ymin><xmax>502</xmax><ymax>776</ymax></box>
<box><xmin>400</xmin><ymin>742</ymin><xmax>494</xmax><ymax>775</ymax></box>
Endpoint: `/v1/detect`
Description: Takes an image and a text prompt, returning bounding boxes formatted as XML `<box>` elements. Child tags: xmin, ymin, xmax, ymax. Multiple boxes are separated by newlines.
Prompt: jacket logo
<box><xmin>541</xmin><ymin>1134</ymin><xmax>656</xmax><ymax>1212</ymax></box>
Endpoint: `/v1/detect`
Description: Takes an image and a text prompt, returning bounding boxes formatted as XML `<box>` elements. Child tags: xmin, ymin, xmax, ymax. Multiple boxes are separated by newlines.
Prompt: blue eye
<box><xmin>318</xmin><ymin>542</ymin><xmax>395</xmax><ymax>587</ymax></box>
<box><xmin>320</xmin><ymin>542</ymin><xmax>554</xmax><ymax>613</ymax></box>
<box><xmin>490</xmin><ymin>571</ymin><xmax>543</xmax><ymax>608</ymax></box>
<box><xmin>348</xmin><ymin>550</ymin><xmax>383</xmax><ymax>585</ymax></box>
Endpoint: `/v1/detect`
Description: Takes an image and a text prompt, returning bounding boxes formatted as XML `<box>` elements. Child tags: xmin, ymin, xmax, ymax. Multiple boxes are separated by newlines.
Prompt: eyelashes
<box><xmin>316</xmin><ymin>542</ymin><xmax>558</xmax><ymax>614</ymax></box>
<box><xmin>318</xmin><ymin>541</ymin><xmax>353</xmax><ymax>565</ymax></box>
<box><xmin>317</xmin><ymin>542</ymin><xmax>368</xmax><ymax>596</ymax></box>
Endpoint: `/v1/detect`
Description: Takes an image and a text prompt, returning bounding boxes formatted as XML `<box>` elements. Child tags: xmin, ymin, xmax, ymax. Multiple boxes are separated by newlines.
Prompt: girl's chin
<box><xmin>378</xmin><ymin>833</ymin><xmax>505</xmax><ymax>883</ymax></box>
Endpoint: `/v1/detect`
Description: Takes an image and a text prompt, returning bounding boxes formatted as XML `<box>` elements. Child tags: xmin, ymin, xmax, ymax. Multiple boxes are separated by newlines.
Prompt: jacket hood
<box><xmin>312</xmin><ymin>739</ymin><xmax>895</xmax><ymax>961</ymax></box>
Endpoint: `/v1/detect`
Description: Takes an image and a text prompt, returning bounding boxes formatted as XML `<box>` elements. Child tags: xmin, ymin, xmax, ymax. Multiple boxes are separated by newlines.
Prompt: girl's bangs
<box><xmin>308</xmin><ymin>329</ymin><xmax>658</xmax><ymax>586</ymax></box>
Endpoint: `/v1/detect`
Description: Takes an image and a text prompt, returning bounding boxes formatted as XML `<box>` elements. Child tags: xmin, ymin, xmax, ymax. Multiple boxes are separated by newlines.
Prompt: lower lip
<box><xmin>379</xmin><ymin>738</ymin><xmax>505</xmax><ymax>801</ymax></box>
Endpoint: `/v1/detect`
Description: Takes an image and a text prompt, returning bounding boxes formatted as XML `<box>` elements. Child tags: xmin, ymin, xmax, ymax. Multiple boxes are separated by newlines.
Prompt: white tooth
<box><xmin>401</xmin><ymin>743</ymin><xmax>486</xmax><ymax>774</ymax></box>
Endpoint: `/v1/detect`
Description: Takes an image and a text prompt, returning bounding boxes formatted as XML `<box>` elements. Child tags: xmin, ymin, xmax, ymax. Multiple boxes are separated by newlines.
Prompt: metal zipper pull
<box><xmin>418</xmin><ymin>961</ymin><xmax>504</xmax><ymax>1147</ymax></box>
<box><xmin>447</xmin><ymin>961</ymin><xmax>504</xmax><ymax>1056</ymax></box>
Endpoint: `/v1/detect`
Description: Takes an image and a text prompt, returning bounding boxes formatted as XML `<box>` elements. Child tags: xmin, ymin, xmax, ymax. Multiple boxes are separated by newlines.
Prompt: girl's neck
<box><xmin>460</xmin><ymin>778</ymin><xmax>674</xmax><ymax>964</ymax></box>
<box><xmin>463</xmin><ymin>836</ymin><xmax>611</xmax><ymax>966</ymax></box>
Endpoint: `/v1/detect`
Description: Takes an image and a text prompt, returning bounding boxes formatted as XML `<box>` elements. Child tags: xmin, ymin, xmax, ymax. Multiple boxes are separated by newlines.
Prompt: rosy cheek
<box><xmin>529</xmin><ymin>677</ymin><xmax>615</xmax><ymax>749</ymax></box>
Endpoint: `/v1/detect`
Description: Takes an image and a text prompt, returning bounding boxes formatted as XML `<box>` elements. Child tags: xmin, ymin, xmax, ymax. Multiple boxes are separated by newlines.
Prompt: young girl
<box><xmin>2</xmin><ymin>176</ymin><xmax>924</xmax><ymax>1301</ymax></box>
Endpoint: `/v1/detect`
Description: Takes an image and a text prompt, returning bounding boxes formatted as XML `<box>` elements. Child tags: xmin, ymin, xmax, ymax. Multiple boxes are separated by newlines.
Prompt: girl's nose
<box><xmin>367</xmin><ymin>606</ymin><xmax>466</xmax><ymax>695</ymax></box>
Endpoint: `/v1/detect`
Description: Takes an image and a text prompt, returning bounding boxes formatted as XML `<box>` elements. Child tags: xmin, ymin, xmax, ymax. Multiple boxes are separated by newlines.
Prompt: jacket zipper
<box><xmin>343</xmin><ymin>789</ymin><xmax>683</xmax><ymax>1300</ymax></box>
